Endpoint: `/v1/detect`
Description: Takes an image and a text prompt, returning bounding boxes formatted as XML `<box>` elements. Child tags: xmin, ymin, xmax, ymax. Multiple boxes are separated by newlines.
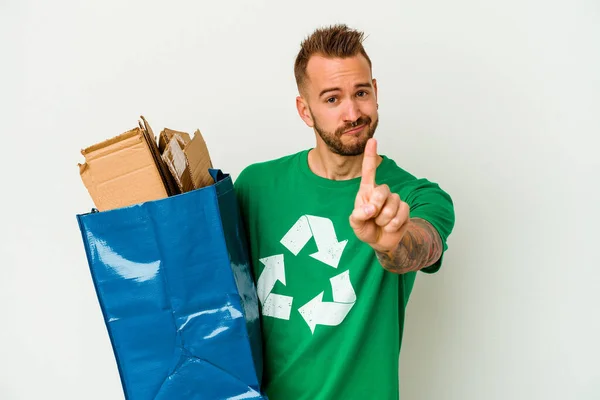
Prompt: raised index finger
<box><xmin>360</xmin><ymin>138</ymin><xmax>378</xmax><ymax>188</ymax></box>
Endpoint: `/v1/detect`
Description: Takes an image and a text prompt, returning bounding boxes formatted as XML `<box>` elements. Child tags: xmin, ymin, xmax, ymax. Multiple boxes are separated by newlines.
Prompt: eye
<box><xmin>326</xmin><ymin>97</ymin><xmax>336</xmax><ymax>104</ymax></box>
<box><xmin>357</xmin><ymin>90</ymin><xmax>368</xmax><ymax>97</ymax></box>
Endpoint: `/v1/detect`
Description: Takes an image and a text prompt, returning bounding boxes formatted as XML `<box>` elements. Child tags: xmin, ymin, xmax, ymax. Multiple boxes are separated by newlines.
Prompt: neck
<box><xmin>307</xmin><ymin>141</ymin><xmax>381</xmax><ymax>181</ymax></box>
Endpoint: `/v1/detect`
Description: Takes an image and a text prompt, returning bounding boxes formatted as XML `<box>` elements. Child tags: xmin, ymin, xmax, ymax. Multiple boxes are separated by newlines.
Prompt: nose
<box><xmin>343</xmin><ymin>98</ymin><xmax>361</xmax><ymax>123</ymax></box>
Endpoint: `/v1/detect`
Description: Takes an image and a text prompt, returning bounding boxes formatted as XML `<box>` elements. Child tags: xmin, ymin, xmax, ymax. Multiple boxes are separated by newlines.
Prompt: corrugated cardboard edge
<box><xmin>78</xmin><ymin>127</ymin><xmax>146</xmax><ymax>178</ymax></box>
<box><xmin>138</xmin><ymin>116</ymin><xmax>180</xmax><ymax>196</ymax></box>
<box><xmin>80</xmin><ymin>128</ymin><xmax>142</xmax><ymax>161</ymax></box>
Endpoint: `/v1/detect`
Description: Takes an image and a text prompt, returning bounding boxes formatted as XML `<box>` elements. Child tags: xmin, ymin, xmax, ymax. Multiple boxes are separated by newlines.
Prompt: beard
<box><xmin>311</xmin><ymin>112</ymin><xmax>379</xmax><ymax>156</ymax></box>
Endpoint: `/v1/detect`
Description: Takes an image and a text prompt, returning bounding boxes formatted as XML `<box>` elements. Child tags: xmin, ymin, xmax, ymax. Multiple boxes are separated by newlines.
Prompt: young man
<box><xmin>234</xmin><ymin>24</ymin><xmax>455</xmax><ymax>400</ymax></box>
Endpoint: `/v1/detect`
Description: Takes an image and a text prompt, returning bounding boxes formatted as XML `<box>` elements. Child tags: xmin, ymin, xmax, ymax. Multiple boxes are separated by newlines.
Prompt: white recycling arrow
<box><xmin>280</xmin><ymin>215</ymin><xmax>348</xmax><ymax>269</ymax></box>
<box><xmin>298</xmin><ymin>270</ymin><xmax>356</xmax><ymax>334</ymax></box>
<box><xmin>256</xmin><ymin>254</ymin><xmax>293</xmax><ymax>320</ymax></box>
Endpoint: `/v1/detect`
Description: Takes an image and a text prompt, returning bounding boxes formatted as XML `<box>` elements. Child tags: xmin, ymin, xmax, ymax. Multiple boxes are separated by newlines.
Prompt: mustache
<box><xmin>336</xmin><ymin>116</ymin><xmax>372</xmax><ymax>135</ymax></box>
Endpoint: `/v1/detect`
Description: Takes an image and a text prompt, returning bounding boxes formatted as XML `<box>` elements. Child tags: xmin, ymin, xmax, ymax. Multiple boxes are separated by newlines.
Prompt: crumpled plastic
<box><xmin>77</xmin><ymin>169</ymin><xmax>267</xmax><ymax>400</ymax></box>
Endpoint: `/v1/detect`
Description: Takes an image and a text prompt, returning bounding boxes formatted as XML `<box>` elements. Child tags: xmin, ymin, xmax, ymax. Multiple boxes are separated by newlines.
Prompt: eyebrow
<box><xmin>319</xmin><ymin>82</ymin><xmax>372</xmax><ymax>98</ymax></box>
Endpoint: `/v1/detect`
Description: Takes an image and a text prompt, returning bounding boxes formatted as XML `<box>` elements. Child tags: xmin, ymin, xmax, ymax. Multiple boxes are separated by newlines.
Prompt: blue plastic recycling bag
<box><xmin>76</xmin><ymin>169</ymin><xmax>267</xmax><ymax>400</ymax></box>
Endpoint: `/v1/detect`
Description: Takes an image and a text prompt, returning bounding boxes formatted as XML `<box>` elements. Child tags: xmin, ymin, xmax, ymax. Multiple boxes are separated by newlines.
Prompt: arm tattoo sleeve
<box><xmin>375</xmin><ymin>218</ymin><xmax>443</xmax><ymax>274</ymax></box>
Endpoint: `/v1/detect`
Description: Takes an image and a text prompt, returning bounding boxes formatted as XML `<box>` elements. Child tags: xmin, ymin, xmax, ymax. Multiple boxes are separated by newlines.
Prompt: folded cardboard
<box><xmin>158</xmin><ymin>128</ymin><xmax>191</xmax><ymax>153</ymax></box>
<box><xmin>187</xmin><ymin>130</ymin><xmax>214</xmax><ymax>189</ymax></box>
<box><xmin>162</xmin><ymin>129</ymin><xmax>214</xmax><ymax>193</ymax></box>
<box><xmin>79</xmin><ymin>116</ymin><xmax>214</xmax><ymax>212</ymax></box>
<box><xmin>138</xmin><ymin>116</ymin><xmax>180</xmax><ymax>197</ymax></box>
<box><xmin>162</xmin><ymin>133</ymin><xmax>193</xmax><ymax>193</ymax></box>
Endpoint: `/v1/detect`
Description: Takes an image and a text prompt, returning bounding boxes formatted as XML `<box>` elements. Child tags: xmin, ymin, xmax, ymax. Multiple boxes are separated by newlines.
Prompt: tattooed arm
<box><xmin>374</xmin><ymin>218</ymin><xmax>443</xmax><ymax>274</ymax></box>
<box><xmin>350</xmin><ymin>139</ymin><xmax>451</xmax><ymax>274</ymax></box>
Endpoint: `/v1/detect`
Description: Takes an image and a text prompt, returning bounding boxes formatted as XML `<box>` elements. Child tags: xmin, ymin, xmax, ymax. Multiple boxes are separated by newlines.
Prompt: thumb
<box><xmin>349</xmin><ymin>203</ymin><xmax>376</xmax><ymax>229</ymax></box>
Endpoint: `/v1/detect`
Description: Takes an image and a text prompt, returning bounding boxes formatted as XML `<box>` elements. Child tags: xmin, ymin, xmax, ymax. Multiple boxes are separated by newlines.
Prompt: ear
<box><xmin>372</xmin><ymin>78</ymin><xmax>378</xmax><ymax>99</ymax></box>
<box><xmin>296</xmin><ymin>96</ymin><xmax>314</xmax><ymax>128</ymax></box>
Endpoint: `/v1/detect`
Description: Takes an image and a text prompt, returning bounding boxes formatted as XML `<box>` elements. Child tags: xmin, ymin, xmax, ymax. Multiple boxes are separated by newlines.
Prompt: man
<box><xmin>234</xmin><ymin>24</ymin><xmax>455</xmax><ymax>400</ymax></box>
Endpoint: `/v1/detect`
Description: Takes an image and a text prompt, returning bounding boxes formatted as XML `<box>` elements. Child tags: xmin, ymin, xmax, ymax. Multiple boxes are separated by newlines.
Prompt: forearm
<box><xmin>375</xmin><ymin>218</ymin><xmax>443</xmax><ymax>274</ymax></box>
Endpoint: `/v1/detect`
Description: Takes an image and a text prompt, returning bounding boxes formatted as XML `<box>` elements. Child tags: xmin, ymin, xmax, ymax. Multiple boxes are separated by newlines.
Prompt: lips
<box><xmin>342</xmin><ymin>125</ymin><xmax>366</xmax><ymax>135</ymax></box>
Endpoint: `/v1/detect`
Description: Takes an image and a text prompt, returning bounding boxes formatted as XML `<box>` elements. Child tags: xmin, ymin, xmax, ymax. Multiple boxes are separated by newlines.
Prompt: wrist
<box><xmin>372</xmin><ymin>240</ymin><xmax>401</xmax><ymax>257</ymax></box>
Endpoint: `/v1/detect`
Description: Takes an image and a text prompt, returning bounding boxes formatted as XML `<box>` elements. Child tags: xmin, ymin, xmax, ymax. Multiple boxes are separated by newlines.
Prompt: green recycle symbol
<box><xmin>256</xmin><ymin>215</ymin><xmax>357</xmax><ymax>334</ymax></box>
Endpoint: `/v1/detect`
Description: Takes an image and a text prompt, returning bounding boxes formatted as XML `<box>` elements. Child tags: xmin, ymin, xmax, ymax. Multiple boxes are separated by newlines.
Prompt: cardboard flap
<box><xmin>159</xmin><ymin>128</ymin><xmax>192</xmax><ymax>153</ymax></box>
<box><xmin>80</xmin><ymin>128</ymin><xmax>142</xmax><ymax>160</ymax></box>
<box><xmin>162</xmin><ymin>135</ymin><xmax>194</xmax><ymax>193</ymax></box>
<box><xmin>79</xmin><ymin>127</ymin><xmax>169</xmax><ymax>211</ymax></box>
<box><xmin>185</xmin><ymin>129</ymin><xmax>214</xmax><ymax>189</ymax></box>
<box><xmin>139</xmin><ymin>116</ymin><xmax>180</xmax><ymax>196</ymax></box>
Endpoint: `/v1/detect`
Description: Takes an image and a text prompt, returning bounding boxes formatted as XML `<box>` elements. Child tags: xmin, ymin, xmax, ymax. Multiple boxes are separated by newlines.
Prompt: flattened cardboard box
<box><xmin>79</xmin><ymin>125</ymin><xmax>173</xmax><ymax>212</ymax></box>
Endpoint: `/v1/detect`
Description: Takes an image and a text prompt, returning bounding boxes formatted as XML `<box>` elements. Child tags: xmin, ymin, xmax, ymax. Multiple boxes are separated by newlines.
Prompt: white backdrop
<box><xmin>1</xmin><ymin>0</ymin><xmax>599</xmax><ymax>399</ymax></box>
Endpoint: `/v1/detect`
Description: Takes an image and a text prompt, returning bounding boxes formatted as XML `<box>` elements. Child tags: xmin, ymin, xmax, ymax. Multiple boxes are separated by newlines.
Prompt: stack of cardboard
<box><xmin>78</xmin><ymin>116</ymin><xmax>213</xmax><ymax>211</ymax></box>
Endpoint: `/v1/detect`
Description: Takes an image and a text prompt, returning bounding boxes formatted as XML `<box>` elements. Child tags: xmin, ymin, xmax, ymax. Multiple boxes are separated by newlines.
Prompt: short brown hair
<box><xmin>294</xmin><ymin>24</ymin><xmax>372</xmax><ymax>92</ymax></box>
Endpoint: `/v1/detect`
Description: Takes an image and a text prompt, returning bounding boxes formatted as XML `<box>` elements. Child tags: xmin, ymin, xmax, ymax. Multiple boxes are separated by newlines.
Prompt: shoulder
<box><xmin>380</xmin><ymin>155</ymin><xmax>455</xmax><ymax>274</ymax></box>
<box><xmin>378</xmin><ymin>155</ymin><xmax>454</xmax><ymax>225</ymax></box>
<box><xmin>378</xmin><ymin>155</ymin><xmax>451</xmax><ymax>198</ymax></box>
<box><xmin>376</xmin><ymin>155</ymin><xmax>419</xmax><ymax>191</ymax></box>
<box><xmin>234</xmin><ymin>150</ymin><xmax>307</xmax><ymax>190</ymax></box>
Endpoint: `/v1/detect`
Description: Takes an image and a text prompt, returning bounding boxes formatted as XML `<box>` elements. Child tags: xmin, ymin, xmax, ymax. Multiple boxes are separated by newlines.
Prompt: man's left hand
<box><xmin>349</xmin><ymin>138</ymin><xmax>410</xmax><ymax>253</ymax></box>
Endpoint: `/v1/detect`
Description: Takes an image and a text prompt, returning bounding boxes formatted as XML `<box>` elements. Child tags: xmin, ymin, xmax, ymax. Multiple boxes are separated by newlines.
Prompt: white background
<box><xmin>1</xmin><ymin>0</ymin><xmax>599</xmax><ymax>399</ymax></box>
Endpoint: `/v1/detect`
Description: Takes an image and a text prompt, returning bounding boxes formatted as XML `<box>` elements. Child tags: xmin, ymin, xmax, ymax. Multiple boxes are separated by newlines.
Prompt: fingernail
<box><xmin>363</xmin><ymin>204</ymin><xmax>375</xmax><ymax>215</ymax></box>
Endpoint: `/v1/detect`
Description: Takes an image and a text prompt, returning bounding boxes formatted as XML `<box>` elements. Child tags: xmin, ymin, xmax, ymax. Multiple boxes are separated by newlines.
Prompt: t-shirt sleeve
<box><xmin>401</xmin><ymin>178</ymin><xmax>455</xmax><ymax>274</ymax></box>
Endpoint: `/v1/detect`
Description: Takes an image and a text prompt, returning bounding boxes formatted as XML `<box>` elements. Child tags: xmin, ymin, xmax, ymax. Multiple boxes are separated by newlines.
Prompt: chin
<box><xmin>336</xmin><ymin>142</ymin><xmax>369</xmax><ymax>156</ymax></box>
<box><xmin>329</xmin><ymin>135</ymin><xmax>369</xmax><ymax>156</ymax></box>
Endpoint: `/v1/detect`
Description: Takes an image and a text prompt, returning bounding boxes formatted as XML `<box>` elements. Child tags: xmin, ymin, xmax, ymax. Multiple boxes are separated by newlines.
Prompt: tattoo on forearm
<box><xmin>375</xmin><ymin>218</ymin><xmax>443</xmax><ymax>274</ymax></box>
